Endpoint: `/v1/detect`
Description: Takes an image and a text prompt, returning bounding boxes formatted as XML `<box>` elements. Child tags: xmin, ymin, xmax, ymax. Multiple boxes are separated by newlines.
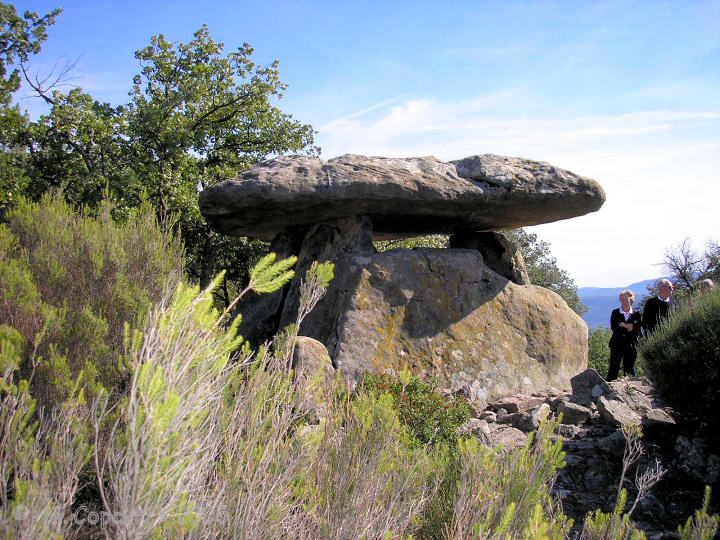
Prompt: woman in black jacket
<box><xmin>607</xmin><ymin>289</ymin><xmax>643</xmax><ymax>381</ymax></box>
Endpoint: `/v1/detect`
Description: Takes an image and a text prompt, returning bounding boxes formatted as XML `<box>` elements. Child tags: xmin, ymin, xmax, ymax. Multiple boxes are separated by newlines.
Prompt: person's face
<box><xmin>620</xmin><ymin>293</ymin><xmax>633</xmax><ymax>310</ymax></box>
<box><xmin>659</xmin><ymin>283</ymin><xmax>673</xmax><ymax>300</ymax></box>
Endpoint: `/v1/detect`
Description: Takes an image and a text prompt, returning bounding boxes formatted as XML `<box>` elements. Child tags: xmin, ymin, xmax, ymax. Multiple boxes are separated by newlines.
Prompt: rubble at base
<box><xmin>456</xmin><ymin>369</ymin><xmax>719</xmax><ymax>539</ymax></box>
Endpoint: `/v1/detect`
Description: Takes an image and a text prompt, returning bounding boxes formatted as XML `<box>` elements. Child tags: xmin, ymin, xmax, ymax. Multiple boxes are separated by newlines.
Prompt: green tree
<box><xmin>503</xmin><ymin>228</ymin><xmax>587</xmax><ymax>315</ymax></box>
<box><xmin>123</xmin><ymin>26</ymin><xmax>317</xmax><ymax>291</ymax></box>
<box><xmin>11</xmin><ymin>16</ymin><xmax>317</xmax><ymax>304</ymax></box>
<box><xmin>588</xmin><ymin>326</ymin><xmax>611</xmax><ymax>374</ymax></box>
<box><xmin>20</xmin><ymin>88</ymin><xmax>128</xmax><ymax>207</ymax></box>
<box><xmin>0</xmin><ymin>2</ymin><xmax>61</xmax><ymax>217</ymax></box>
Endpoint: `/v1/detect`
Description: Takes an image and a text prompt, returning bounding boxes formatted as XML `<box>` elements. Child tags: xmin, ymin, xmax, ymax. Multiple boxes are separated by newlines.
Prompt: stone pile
<box><xmin>457</xmin><ymin>369</ymin><xmax>719</xmax><ymax>538</ymax></box>
<box><xmin>200</xmin><ymin>153</ymin><xmax>606</xmax><ymax>399</ymax></box>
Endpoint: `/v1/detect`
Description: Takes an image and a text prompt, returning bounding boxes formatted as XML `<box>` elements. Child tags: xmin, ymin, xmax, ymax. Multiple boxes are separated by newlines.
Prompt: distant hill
<box><xmin>578</xmin><ymin>278</ymin><xmax>665</xmax><ymax>329</ymax></box>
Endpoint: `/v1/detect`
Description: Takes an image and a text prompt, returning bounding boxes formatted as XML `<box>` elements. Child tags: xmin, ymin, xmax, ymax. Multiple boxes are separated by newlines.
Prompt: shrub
<box><xmin>639</xmin><ymin>287</ymin><xmax>720</xmax><ymax>439</ymax></box>
<box><xmin>355</xmin><ymin>370</ymin><xmax>470</xmax><ymax>538</ymax></box>
<box><xmin>305</xmin><ymin>390</ymin><xmax>446</xmax><ymax>539</ymax></box>
<box><xmin>0</xmin><ymin>193</ymin><xmax>184</xmax><ymax>407</ymax></box>
<box><xmin>357</xmin><ymin>370</ymin><xmax>470</xmax><ymax>448</ymax></box>
<box><xmin>448</xmin><ymin>418</ymin><xmax>571</xmax><ymax>539</ymax></box>
<box><xmin>1</xmin><ymin>324</ymin><xmax>92</xmax><ymax>538</ymax></box>
<box><xmin>588</xmin><ymin>327</ymin><xmax>612</xmax><ymax>375</ymax></box>
<box><xmin>677</xmin><ymin>486</ymin><xmax>719</xmax><ymax>540</ymax></box>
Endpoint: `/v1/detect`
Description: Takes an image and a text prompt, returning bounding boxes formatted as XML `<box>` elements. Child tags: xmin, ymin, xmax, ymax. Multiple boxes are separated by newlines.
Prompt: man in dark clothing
<box><xmin>642</xmin><ymin>279</ymin><xmax>673</xmax><ymax>335</ymax></box>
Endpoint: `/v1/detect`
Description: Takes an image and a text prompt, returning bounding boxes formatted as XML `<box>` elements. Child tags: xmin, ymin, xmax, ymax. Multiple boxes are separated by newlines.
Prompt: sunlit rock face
<box><xmin>322</xmin><ymin>248</ymin><xmax>588</xmax><ymax>399</ymax></box>
<box><xmin>199</xmin><ymin>153</ymin><xmax>605</xmax><ymax>241</ymax></box>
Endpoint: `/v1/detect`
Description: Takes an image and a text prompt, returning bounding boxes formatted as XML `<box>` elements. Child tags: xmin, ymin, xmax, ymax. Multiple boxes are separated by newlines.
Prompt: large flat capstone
<box><xmin>199</xmin><ymin>153</ymin><xmax>605</xmax><ymax>240</ymax></box>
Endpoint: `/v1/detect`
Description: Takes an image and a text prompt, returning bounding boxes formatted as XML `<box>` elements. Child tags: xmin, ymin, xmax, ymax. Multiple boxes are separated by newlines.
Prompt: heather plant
<box><xmin>639</xmin><ymin>286</ymin><xmax>720</xmax><ymax>440</ymax></box>
<box><xmin>447</xmin><ymin>417</ymin><xmax>571</xmax><ymax>539</ymax></box>
<box><xmin>93</xmin><ymin>257</ymin><xmax>334</xmax><ymax>538</ymax></box>
<box><xmin>355</xmin><ymin>370</ymin><xmax>471</xmax><ymax>538</ymax></box>
<box><xmin>0</xmin><ymin>325</ymin><xmax>92</xmax><ymax>538</ymax></box>
<box><xmin>0</xmin><ymin>192</ymin><xmax>184</xmax><ymax>408</ymax></box>
<box><xmin>304</xmin><ymin>390</ymin><xmax>447</xmax><ymax>539</ymax></box>
<box><xmin>677</xmin><ymin>486</ymin><xmax>719</xmax><ymax>540</ymax></box>
<box><xmin>581</xmin><ymin>490</ymin><xmax>648</xmax><ymax>540</ymax></box>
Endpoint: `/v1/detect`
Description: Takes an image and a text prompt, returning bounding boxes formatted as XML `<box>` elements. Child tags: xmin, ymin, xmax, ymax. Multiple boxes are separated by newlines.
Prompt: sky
<box><xmin>12</xmin><ymin>0</ymin><xmax>720</xmax><ymax>287</ymax></box>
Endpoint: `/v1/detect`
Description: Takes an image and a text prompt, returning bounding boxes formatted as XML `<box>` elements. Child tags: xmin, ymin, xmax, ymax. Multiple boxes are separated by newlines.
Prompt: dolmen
<box><xmin>200</xmin><ymin>153</ymin><xmax>606</xmax><ymax>401</ymax></box>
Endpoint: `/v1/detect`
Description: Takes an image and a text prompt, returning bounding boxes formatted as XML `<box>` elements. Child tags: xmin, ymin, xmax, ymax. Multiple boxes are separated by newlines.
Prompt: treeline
<box><xmin>1</xmin><ymin>3</ymin><xmax>316</xmax><ymax>303</ymax></box>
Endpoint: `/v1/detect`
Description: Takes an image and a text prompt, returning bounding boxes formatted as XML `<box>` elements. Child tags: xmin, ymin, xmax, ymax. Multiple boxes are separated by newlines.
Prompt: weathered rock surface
<box><xmin>321</xmin><ymin>248</ymin><xmax>587</xmax><ymax>398</ymax></box>
<box><xmin>292</xmin><ymin>336</ymin><xmax>335</xmax><ymax>390</ymax></box>
<box><xmin>570</xmin><ymin>368</ymin><xmax>612</xmax><ymax>407</ymax></box>
<box><xmin>199</xmin><ymin>153</ymin><xmax>605</xmax><ymax>241</ymax></box>
<box><xmin>489</xmin><ymin>394</ymin><xmax>547</xmax><ymax>414</ymax></box>
<box><xmin>292</xmin><ymin>336</ymin><xmax>335</xmax><ymax>422</ymax></box>
<box><xmin>449</xmin><ymin>231</ymin><xmax>530</xmax><ymax>285</ymax></box>
<box><xmin>235</xmin><ymin>228</ymin><xmax>306</xmax><ymax>345</ymax></box>
<box><xmin>557</xmin><ymin>400</ymin><xmax>592</xmax><ymax>426</ymax></box>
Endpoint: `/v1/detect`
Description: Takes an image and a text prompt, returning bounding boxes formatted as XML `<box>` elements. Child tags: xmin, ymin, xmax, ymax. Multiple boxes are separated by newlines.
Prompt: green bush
<box><xmin>640</xmin><ymin>287</ymin><xmax>720</xmax><ymax>438</ymax></box>
<box><xmin>588</xmin><ymin>327</ymin><xmax>612</xmax><ymax>375</ymax></box>
<box><xmin>357</xmin><ymin>370</ymin><xmax>470</xmax><ymax>448</ymax></box>
<box><xmin>450</xmin><ymin>418</ymin><xmax>571</xmax><ymax>539</ymax></box>
<box><xmin>0</xmin><ymin>193</ymin><xmax>184</xmax><ymax>407</ymax></box>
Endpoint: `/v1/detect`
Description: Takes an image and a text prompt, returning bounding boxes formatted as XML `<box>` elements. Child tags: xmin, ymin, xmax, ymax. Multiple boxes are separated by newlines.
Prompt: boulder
<box><xmin>557</xmin><ymin>400</ymin><xmax>592</xmax><ymax>426</ymax></box>
<box><xmin>199</xmin><ymin>153</ymin><xmax>605</xmax><ymax>241</ymax></box>
<box><xmin>512</xmin><ymin>403</ymin><xmax>551</xmax><ymax>432</ymax></box>
<box><xmin>489</xmin><ymin>394</ymin><xmax>547</xmax><ymax>414</ymax></box>
<box><xmin>449</xmin><ymin>231</ymin><xmax>530</xmax><ymax>285</ymax></box>
<box><xmin>570</xmin><ymin>369</ymin><xmax>611</xmax><ymax>407</ymax></box>
<box><xmin>596</xmin><ymin>396</ymin><xmax>642</xmax><ymax>428</ymax></box>
<box><xmin>484</xmin><ymin>424</ymin><xmax>529</xmax><ymax>448</ymax></box>
<box><xmin>292</xmin><ymin>336</ymin><xmax>336</xmax><ymax>422</ymax></box>
<box><xmin>674</xmin><ymin>436</ymin><xmax>720</xmax><ymax>484</ymax></box>
<box><xmin>278</xmin><ymin>214</ymin><xmax>375</xmax><ymax>334</ymax></box>
<box><xmin>323</xmin><ymin>248</ymin><xmax>587</xmax><ymax>399</ymax></box>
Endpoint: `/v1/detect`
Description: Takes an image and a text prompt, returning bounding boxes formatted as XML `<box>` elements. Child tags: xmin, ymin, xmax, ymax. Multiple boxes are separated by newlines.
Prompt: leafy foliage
<box><xmin>0</xmin><ymin>2</ymin><xmax>61</xmax><ymax>218</ymax></box>
<box><xmin>677</xmin><ymin>486</ymin><xmax>720</xmax><ymax>540</ymax></box>
<box><xmin>588</xmin><ymin>327</ymin><xmax>611</xmax><ymax>374</ymax></box>
<box><xmin>375</xmin><ymin>234</ymin><xmax>449</xmax><ymax>252</ymax></box>
<box><xmin>357</xmin><ymin>370</ymin><xmax>470</xmax><ymax>448</ymax></box>
<box><xmin>504</xmin><ymin>228</ymin><xmax>587</xmax><ymax>315</ymax></box>
<box><xmin>581</xmin><ymin>489</ymin><xmax>647</xmax><ymax>540</ymax></box>
<box><xmin>639</xmin><ymin>287</ymin><xmax>720</xmax><ymax>444</ymax></box>
<box><xmin>449</xmin><ymin>418</ymin><xmax>571</xmax><ymax>539</ymax></box>
<box><xmin>3</xmin><ymin>10</ymin><xmax>316</xmax><ymax>307</ymax></box>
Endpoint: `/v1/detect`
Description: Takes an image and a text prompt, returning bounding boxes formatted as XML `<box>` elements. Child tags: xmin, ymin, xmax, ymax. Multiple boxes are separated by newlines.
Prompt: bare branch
<box><xmin>20</xmin><ymin>55</ymin><xmax>81</xmax><ymax>105</ymax></box>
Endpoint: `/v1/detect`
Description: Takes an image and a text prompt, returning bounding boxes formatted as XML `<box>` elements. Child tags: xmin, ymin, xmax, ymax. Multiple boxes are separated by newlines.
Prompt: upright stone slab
<box><xmin>449</xmin><ymin>231</ymin><xmax>530</xmax><ymax>285</ymax></box>
<box><xmin>320</xmin><ymin>248</ymin><xmax>587</xmax><ymax>399</ymax></box>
